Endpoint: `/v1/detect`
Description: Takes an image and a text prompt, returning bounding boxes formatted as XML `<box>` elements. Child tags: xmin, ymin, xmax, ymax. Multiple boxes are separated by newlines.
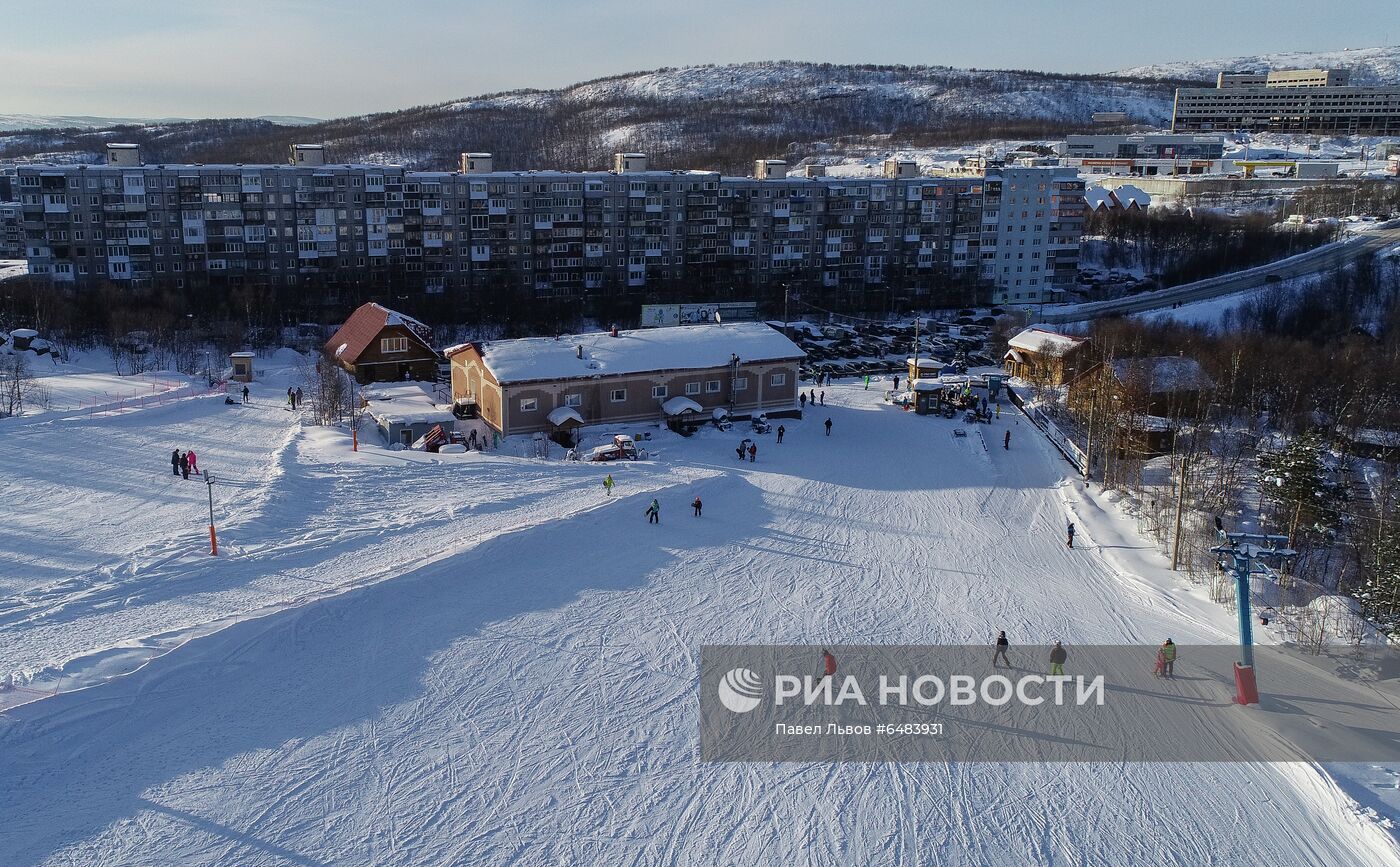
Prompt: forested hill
<box><xmin>0</xmin><ymin>62</ymin><xmax>1189</xmax><ymax>173</ymax></box>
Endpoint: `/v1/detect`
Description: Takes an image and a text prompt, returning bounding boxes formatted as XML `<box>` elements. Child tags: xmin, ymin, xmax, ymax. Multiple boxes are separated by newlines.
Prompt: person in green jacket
<box><xmin>603</xmin><ymin>474</ymin><xmax>615</xmax><ymax>496</ymax></box>
<box><xmin>1159</xmin><ymin>639</ymin><xmax>1177</xmax><ymax>678</ymax></box>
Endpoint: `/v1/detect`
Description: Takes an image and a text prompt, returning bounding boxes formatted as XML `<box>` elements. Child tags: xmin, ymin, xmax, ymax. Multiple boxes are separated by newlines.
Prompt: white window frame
<box><xmin>610</xmin><ymin>388</ymin><xmax>627</xmax><ymax>403</ymax></box>
<box><xmin>685</xmin><ymin>382</ymin><xmax>701</xmax><ymax>396</ymax></box>
<box><xmin>705</xmin><ymin>380</ymin><xmax>721</xmax><ymax>393</ymax></box>
<box><xmin>733</xmin><ymin>377</ymin><xmax>748</xmax><ymax>392</ymax></box>
<box><xmin>564</xmin><ymin>393</ymin><xmax>582</xmax><ymax>408</ymax></box>
<box><xmin>770</xmin><ymin>373</ymin><xmax>786</xmax><ymax>387</ymax></box>
<box><xmin>652</xmin><ymin>385</ymin><xmax>667</xmax><ymax>399</ymax></box>
<box><xmin>520</xmin><ymin>398</ymin><xmax>538</xmax><ymax>412</ymax></box>
<box><xmin>380</xmin><ymin>336</ymin><xmax>408</xmax><ymax>354</ymax></box>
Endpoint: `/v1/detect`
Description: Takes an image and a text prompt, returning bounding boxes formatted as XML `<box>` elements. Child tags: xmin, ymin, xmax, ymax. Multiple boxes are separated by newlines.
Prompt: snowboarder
<box><xmin>241</xmin><ymin>385</ymin><xmax>250</xmax><ymax>404</ymax></box>
<box><xmin>1049</xmin><ymin>641</ymin><xmax>1067</xmax><ymax>676</ymax></box>
<box><xmin>776</xmin><ymin>425</ymin><xmax>785</xmax><ymax>444</ymax></box>
<box><xmin>1158</xmin><ymin>639</ymin><xmax>1177</xmax><ymax>677</ymax></box>
<box><xmin>1066</xmin><ymin>522</ymin><xmax>1076</xmax><ymax>549</ymax></box>
<box><xmin>800</xmin><ymin>392</ymin><xmax>808</xmax><ymax>410</ymax></box>
<box><xmin>603</xmin><ymin>474</ymin><xmax>615</xmax><ymax>496</ymax></box>
<box><xmin>824</xmin><ymin>417</ymin><xmax>832</xmax><ymax>436</ymax></box>
<box><xmin>993</xmin><ymin>631</ymin><xmax>1010</xmax><ymax>668</ymax></box>
<box><xmin>645</xmin><ymin>499</ymin><xmax>660</xmax><ymax>524</ymax></box>
<box><xmin>294</xmin><ymin>386</ymin><xmax>303</xmax><ymax>409</ymax></box>
<box><xmin>692</xmin><ymin>496</ymin><xmax>702</xmax><ymax>517</ymax></box>
<box><xmin>820</xmin><ymin>649</ymin><xmax>837</xmax><ymax>680</ymax></box>
<box><xmin>186</xmin><ymin>449</ymin><xmax>198</xmax><ymax>475</ymax></box>
<box><xmin>819</xmin><ymin>391</ymin><xmax>825</xmax><ymax>406</ymax></box>
<box><xmin>1004</xmin><ymin>430</ymin><xmax>1010</xmax><ymax>450</ymax></box>
<box><xmin>171</xmin><ymin>448</ymin><xmax>181</xmax><ymax>476</ymax></box>
<box><xmin>179</xmin><ymin>451</ymin><xmax>190</xmax><ymax>480</ymax></box>
<box><xmin>748</xmin><ymin>443</ymin><xmax>756</xmax><ymax>463</ymax></box>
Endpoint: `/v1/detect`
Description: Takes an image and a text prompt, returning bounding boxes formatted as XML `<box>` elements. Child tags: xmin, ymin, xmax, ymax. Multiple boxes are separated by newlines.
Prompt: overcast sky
<box><xmin>7</xmin><ymin>0</ymin><xmax>1395</xmax><ymax>119</ymax></box>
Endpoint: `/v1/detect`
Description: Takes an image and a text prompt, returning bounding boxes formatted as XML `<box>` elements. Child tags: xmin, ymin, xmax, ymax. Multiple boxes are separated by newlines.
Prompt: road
<box><xmin>1041</xmin><ymin>224</ymin><xmax>1400</xmax><ymax>324</ymax></box>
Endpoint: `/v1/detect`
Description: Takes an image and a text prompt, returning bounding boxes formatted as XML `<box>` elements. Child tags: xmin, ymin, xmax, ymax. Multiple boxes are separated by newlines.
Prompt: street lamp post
<box><xmin>1210</xmin><ymin>531</ymin><xmax>1297</xmax><ymax>704</ymax></box>
<box><xmin>205</xmin><ymin>471</ymin><xmax>218</xmax><ymax>556</ymax></box>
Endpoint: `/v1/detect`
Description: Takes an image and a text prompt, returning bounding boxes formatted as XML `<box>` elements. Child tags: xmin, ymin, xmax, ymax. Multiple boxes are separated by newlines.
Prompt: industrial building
<box><xmin>1172</xmin><ymin>67</ymin><xmax>1400</xmax><ymax>135</ymax></box>
<box><xmin>12</xmin><ymin>144</ymin><xmax>1083</xmax><ymax>308</ymax></box>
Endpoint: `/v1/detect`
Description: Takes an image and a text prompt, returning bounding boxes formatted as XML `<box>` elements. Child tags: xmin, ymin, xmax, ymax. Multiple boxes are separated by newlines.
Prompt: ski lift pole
<box><xmin>205</xmin><ymin>471</ymin><xmax>218</xmax><ymax>556</ymax></box>
<box><xmin>1211</xmin><ymin>531</ymin><xmax>1295</xmax><ymax>704</ymax></box>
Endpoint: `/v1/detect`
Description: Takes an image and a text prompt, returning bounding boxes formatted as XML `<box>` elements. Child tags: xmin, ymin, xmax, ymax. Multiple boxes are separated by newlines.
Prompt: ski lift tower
<box><xmin>1210</xmin><ymin>532</ymin><xmax>1297</xmax><ymax>705</ymax></box>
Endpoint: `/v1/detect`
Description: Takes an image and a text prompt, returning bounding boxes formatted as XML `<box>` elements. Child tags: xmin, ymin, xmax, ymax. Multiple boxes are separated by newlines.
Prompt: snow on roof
<box><xmin>1004</xmin><ymin>349</ymin><xmax>1027</xmax><ymax>364</ymax></box>
<box><xmin>1110</xmin><ymin>357</ymin><xmax>1213</xmax><ymax>392</ymax></box>
<box><xmin>474</xmin><ymin>323</ymin><xmax>804</xmax><ymax>385</ymax></box>
<box><xmin>1007</xmin><ymin>327</ymin><xmax>1087</xmax><ymax>355</ymax></box>
<box><xmin>1114</xmin><ymin>184</ymin><xmax>1151</xmax><ymax>208</ymax></box>
<box><xmin>910</xmin><ymin>379</ymin><xmax>943</xmax><ymax>392</ymax></box>
<box><xmin>907</xmin><ymin>357</ymin><xmax>944</xmax><ymax>367</ymax></box>
<box><xmin>661</xmin><ymin>396</ymin><xmax>703</xmax><ymax>415</ymax></box>
<box><xmin>547</xmin><ymin>406</ymin><xmax>585</xmax><ymax>426</ymax></box>
<box><xmin>363</xmin><ymin>382</ymin><xmax>455</xmax><ymax>426</ymax></box>
<box><xmin>712</xmin><ymin>407</ymin><xmax>731</xmax><ymax>420</ymax></box>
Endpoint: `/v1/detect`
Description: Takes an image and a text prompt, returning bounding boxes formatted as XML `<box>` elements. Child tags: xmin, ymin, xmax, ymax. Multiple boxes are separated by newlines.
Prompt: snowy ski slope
<box><xmin>1</xmin><ymin>377</ymin><xmax>1398</xmax><ymax>865</ymax></box>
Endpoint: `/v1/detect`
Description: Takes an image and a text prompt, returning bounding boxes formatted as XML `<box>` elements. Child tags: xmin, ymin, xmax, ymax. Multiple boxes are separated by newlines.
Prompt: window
<box><xmin>705</xmin><ymin>380</ymin><xmax>721</xmax><ymax>393</ymax></box>
<box><xmin>520</xmin><ymin>398</ymin><xmax>538</xmax><ymax>413</ymax></box>
<box><xmin>651</xmin><ymin>385</ymin><xmax>667</xmax><ymax>399</ymax></box>
<box><xmin>770</xmin><ymin>373</ymin><xmax>786</xmax><ymax>387</ymax></box>
<box><xmin>380</xmin><ymin>336</ymin><xmax>408</xmax><ymax>353</ymax></box>
<box><xmin>610</xmin><ymin>388</ymin><xmax>627</xmax><ymax>403</ymax></box>
<box><xmin>733</xmin><ymin>377</ymin><xmax>748</xmax><ymax>392</ymax></box>
<box><xmin>685</xmin><ymin>382</ymin><xmax>701</xmax><ymax>396</ymax></box>
<box><xmin>564</xmin><ymin>393</ymin><xmax>582</xmax><ymax>408</ymax></box>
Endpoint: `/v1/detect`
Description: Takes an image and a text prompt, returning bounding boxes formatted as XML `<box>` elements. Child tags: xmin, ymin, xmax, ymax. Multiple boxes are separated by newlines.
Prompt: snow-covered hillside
<box><xmin>1</xmin><ymin>360</ymin><xmax>1398</xmax><ymax>864</ymax></box>
<box><xmin>0</xmin><ymin>114</ymin><xmax>320</xmax><ymax>133</ymax></box>
<box><xmin>1116</xmin><ymin>45</ymin><xmax>1400</xmax><ymax>86</ymax></box>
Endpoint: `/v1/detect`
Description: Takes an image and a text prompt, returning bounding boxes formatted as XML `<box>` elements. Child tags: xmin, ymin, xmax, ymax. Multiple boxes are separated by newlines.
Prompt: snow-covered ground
<box><xmin>1</xmin><ymin>369</ymin><xmax>1398</xmax><ymax>864</ymax></box>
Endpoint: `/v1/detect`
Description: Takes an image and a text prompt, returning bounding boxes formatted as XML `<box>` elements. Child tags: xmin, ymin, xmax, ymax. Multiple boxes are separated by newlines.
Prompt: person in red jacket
<box><xmin>186</xmin><ymin>449</ymin><xmax>199</xmax><ymax>475</ymax></box>
<box><xmin>748</xmin><ymin>443</ymin><xmax>757</xmax><ymax>463</ymax></box>
<box><xmin>820</xmin><ymin>649</ymin><xmax>837</xmax><ymax>680</ymax></box>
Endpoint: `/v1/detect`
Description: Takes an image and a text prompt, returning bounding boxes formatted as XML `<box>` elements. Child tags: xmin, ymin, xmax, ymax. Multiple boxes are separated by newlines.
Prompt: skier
<box><xmin>993</xmin><ymin>631</ymin><xmax>1010</xmax><ymax>668</ymax></box>
<box><xmin>603</xmin><ymin>474</ymin><xmax>615</xmax><ymax>496</ymax></box>
<box><xmin>820</xmin><ymin>649</ymin><xmax>837</xmax><ymax>680</ymax></box>
<box><xmin>863</xmin><ymin>375</ymin><xmax>870</xmax><ymax>390</ymax></box>
<box><xmin>776</xmin><ymin>425</ymin><xmax>785</xmax><ymax>444</ymax></box>
<box><xmin>1049</xmin><ymin>641</ymin><xmax>1067</xmax><ymax>676</ymax></box>
<box><xmin>1066</xmin><ymin>521</ymin><xmax>1076</xmax><ymax>549</ymax></box>
<box><xmin>241</xmin><ymin>385</ymin><xmax>250</xmax><ymax>404</ymax></box>
<box><xmin>748</xmin><ymin>443</ymin><xmax>757</xmax><ymax>463</ymax></box>
<box><xmin>692</xmin><ymin>496</ymin><xmax>702</xmax><ymax>517</ymax></box>
<box><xmin>800</xmin><ymin>392</ymin><xmax>808</xmax><ymax>410</ymax></box>
<box><xmin>186</xmin><ymin>449</ymin><xmax>198</xmax><ymax>475</ymax></box>
<box><xmin>1158</xmin><ymin>639</ymin><xmax>1177</xmax><ymax>677</ymax></box>
<box><xmin>171</xmin><ymin>448</ymin><xmax>181</xmax><ymax>476</ymax></box>
<box><xmin>824</xmin><ymin>417</ymin><xmax>832</xmax><ymax>436</ymax></box>
<box><xmin>819</xmin><ymin>391</ymin><xmax>825</xmax><ymax>406</ymax></box>
<box><xmin>645</xmin><ymin>499</ymin><xmax>660</xmax><ymax>524</ymax></box>
<box><xmin>1004</xmin><ymin>430</ymin><xmax>1011</xmax><ymax>450</ymax></box>
<box><xmin>179</xmin><ymin>451</ymin><xmax>190</xmax><ymax>480</ymax></box>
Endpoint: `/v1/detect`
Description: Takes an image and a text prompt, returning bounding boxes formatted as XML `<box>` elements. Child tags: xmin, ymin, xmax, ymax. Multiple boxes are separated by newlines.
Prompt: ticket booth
<box><xmin>230</xmin><ymin>351</ymin><xmax>255</xmax><ymax>382</ymax></box>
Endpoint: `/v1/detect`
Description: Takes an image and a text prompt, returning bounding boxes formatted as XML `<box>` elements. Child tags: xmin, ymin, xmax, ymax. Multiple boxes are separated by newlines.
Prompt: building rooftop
<box><xmin>451</xmin><ymin>322</ymin><xmax>805</xmax><ymax>385</ymax></box>
<box><xmin>1007</xmin><ymin>327</ymin><xmax>1087</xmax><ymax>355</ymax></box>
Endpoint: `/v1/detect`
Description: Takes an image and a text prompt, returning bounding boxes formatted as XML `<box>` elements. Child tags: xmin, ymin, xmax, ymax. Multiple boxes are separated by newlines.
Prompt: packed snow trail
<box><xmin>1</xmin><ymin>383</ymin><xmax>1397</xmax><ymax>864</ymax></box>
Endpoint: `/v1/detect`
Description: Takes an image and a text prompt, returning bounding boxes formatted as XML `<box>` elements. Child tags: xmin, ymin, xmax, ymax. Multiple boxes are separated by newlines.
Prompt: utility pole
<box><xmin>1210</xmin><ymin>532</ymin><xmax>1297</xmax><ymax>704</ymax></box>
<box><xmin>783</xmin><ymin>285</ymin><xmax>790</xmax><ymax>338</ymax></box>
<box><xmin>912</xmin><ymin>316</ymin><xmax>921</xmax><ymax>380</ymax></box>
<box><xmin>205</xmin><ymin>471</ymin><xmax>218</xmax><ymax>556</ymax></box>
<box><xmin>1170</xmin><ymin>453</ymin><xmax>1190</xmax><ymax>570</ymax></box>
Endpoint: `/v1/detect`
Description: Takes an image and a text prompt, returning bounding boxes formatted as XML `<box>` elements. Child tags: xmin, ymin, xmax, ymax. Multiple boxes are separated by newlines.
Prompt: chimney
<box><xmin>290</xmin><ymin>144</ymin><xmax>326</xmax><ymax>166</ymax></box>
<box><xmin>105</xmin><ymin>143</ymin><xmax>141</xmax><ymax>167</ymax></box>
<box><xmin>755</xmin><ymin>159</ymin><xmax>787</xmax><ymax>180</ymax></box>
<box><xmin>461</xmin><ymin>152</ymin><xmax>493</xmax><ymax>174</ymax></box>
<box><xmin>613</xmin><ymin>153</ymin><xmax>648</xmax><ymax>173</ymax></box>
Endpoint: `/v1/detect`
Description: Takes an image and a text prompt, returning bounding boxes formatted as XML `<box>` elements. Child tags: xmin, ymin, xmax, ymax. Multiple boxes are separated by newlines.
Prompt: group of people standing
<box><xmin>991</xmin><ymin>633</ymin><xmax>1069</xmax><ymax>675</ymax></box>
<box><xmin>170</xmin><ymin>448</ymin><xmax>200</xmax><ymax>480</ymax></box>
<box><xmin>286</xmin><ymin>386</ymin><xmax>304</xmax><ymax>410</ymax></box>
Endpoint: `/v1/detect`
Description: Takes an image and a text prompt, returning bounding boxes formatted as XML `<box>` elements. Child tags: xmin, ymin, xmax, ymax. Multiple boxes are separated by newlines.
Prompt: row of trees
<box><xmin>1018</xmin><ymin>254</ymin><xmax>1400</xmax><ymax>636</ymax></box>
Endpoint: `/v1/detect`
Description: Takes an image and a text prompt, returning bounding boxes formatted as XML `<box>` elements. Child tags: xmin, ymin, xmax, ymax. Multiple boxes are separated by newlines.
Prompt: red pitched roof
<box><xmin>324</xmin><ymin>303</ymin><xmax>435</xmax><ymax>363</ymax></box>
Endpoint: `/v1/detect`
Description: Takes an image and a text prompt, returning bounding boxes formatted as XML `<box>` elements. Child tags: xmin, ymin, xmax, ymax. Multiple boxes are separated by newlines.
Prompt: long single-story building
<box><xmin>324</xmin><ymin>302</ymin><xmax>440</xmax><ymax>384</ymax></box>
<box><xmin>445</xmin><ymin>322</ymin><xmax>805</xmax><ymax>437</ymax></box>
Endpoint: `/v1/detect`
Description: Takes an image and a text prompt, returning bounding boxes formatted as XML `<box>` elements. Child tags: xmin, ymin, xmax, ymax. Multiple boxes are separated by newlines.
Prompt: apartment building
<box><xmin>1173</xmin><ymin>68</ymin><xmax>1400</xmax><ymax>135</ymax></box>
<box><xmin>979</xmin><ymin>166</ymin><xmax>1084</xmax><ymax>304</ymax></box>
<box><xmin>13</xmin><ymin>145</ymin><xmax>1082</xmax><ymax>307</ymax></box>
<box><xmin>0</xmin><ymin>202</ymin><xmax>23</xmax><ymax>259</ymax></box>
